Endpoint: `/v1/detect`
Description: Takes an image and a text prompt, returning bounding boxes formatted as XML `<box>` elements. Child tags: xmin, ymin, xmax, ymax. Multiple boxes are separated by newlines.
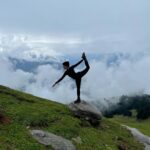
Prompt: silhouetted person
<box><xmin>52</xmin><ymin>52</ymin><xmax>90</xmax><ymax>103</ymax></box>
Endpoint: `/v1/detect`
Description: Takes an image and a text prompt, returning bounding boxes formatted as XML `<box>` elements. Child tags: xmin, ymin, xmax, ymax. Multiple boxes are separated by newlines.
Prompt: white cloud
<box><xmin>82</xmin><ymin>57</ymin><xmax>150</xmax><ymax>101</ymax></box>
<box><xmin>0</xmin><ymin>57</ymin><xmax>33</xmax><ymax>89</ymax></box>
<box><xmin>20</xmin><ymin>54</ymin><xmax>150</xmax><ymax>105</ymax></box>
<box><xmin>0</xmin><ymin>34</ymin><xmax>92</xmax><ymax>60</ymax></box>
<box><xmin>0</xmin><ymin>34</ymin><xmax>150</xmax><ymax>107</ymax></box>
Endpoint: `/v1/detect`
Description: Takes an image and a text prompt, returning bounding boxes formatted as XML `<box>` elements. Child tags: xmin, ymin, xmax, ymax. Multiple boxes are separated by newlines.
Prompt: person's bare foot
<box><xmin>74</xmin><ymin>99</ymin><xmax>81</xmax><ymax>104</ymax></box>
<box><xmin>82</xmin><ymin>52</ymin><xmax>86</xmax><ymax>60</ymax></box>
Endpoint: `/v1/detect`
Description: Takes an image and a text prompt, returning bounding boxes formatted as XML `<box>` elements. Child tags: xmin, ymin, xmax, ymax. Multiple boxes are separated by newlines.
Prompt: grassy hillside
<box><xmin>110</xmin><ymin>116</ymin><xmax>150</xmax><ymax>136</ymax></box>
<box><xmin>0</xmin><ymin>85</ymin><xmax>144</xmax><ymax>150</ymax></box>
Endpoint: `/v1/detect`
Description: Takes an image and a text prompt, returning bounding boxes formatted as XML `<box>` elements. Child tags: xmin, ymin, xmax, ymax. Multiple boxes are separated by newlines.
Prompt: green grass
<box><xmin>0</xmin><ymin>85</ymin><xmax>144</xmax><ymax>150</ymax></box>
<box><xmin>110</xmin><ymin>115</ymin><xmax>150</xmax><ymax>136</ymax></box>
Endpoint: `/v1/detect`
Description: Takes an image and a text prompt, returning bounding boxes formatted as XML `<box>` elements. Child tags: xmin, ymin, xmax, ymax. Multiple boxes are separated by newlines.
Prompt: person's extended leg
<box><xmin>74</xmin><ymin>78</ymin><xmax>81</xmax><ymax>103</ymax></box>
<box><xmin>79</xmin><ymin>53</ymin><xmax>90</xmax><ymax>77</ymax></box>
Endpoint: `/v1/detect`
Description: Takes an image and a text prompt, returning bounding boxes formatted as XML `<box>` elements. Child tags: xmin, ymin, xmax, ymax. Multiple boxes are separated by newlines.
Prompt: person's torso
<box><xmin>66</xmin><ymin>67</ymin><xmax>78</xmax><ymax>79</ymax></box>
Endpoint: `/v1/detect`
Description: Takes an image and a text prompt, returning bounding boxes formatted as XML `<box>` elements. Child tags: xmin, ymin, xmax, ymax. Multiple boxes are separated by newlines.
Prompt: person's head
<box><xmin>62</xmin><ymin>61</ymin><xmax>70</xmax><ymax>70</ymax></box>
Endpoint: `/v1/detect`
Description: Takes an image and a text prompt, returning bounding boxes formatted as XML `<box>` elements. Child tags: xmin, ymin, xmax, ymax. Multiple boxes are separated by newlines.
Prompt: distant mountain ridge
<box><xmin>9</xmin><ymin>57</ymin><xmax>61</xmax><ymax>72</ymax></box>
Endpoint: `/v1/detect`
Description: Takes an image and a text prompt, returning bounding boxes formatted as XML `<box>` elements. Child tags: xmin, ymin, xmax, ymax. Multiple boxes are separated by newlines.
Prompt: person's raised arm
<box><xmin>71</xmin><ymin>59</ymin><xmax>83</xmax><ymax>68</ymax></box>
<box><xmin>52</xmin><ymin>72</ymin><xmax>66</xmax><ymax>87</ymax></box>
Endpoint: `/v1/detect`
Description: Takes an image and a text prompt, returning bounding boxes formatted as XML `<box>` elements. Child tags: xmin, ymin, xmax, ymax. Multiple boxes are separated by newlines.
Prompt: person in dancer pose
<box><xmin>52</xmin><ymin>52</ymin><xmax>90</xmax><ymax>103</ymax></box>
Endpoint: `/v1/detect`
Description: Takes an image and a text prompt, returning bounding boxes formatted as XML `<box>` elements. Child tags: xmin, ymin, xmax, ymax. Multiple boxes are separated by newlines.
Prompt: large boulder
<box><xmin>30</xmin><ymin>130</ymin><xmax>76</xmax><ymax>150</ymax></box>
<box><xmin>68</xmin><ymin>101</ymin><xmax>102</xmax><ymax>126</ymax></box>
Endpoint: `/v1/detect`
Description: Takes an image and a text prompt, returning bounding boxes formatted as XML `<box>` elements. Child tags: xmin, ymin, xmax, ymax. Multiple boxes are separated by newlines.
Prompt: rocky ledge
<box><xmin>68</xmin><ymin>101</ymin><xmax>102</xmax><ymax>126</ymax></box>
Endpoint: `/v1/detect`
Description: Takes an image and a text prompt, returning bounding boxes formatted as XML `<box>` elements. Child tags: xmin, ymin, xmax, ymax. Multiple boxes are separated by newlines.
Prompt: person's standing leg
<box><xmin>74</xmin><ymin>78</ymin><xmax>81</xmax><ymax>103</ymax></box>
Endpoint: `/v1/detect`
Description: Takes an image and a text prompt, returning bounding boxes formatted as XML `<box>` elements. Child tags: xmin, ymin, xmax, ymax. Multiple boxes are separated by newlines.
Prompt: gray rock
<box><xmin>68</xmin><ymin>101</ymin><xmax>102</xmax><ymax>126</ymax></box>
<box><xmin>124</xmin><ymin>126</ymin><xmax>150</xmax><ymax>150</ymax></box>
<box><xmin>30</xmin><ymin>130</ymin><xmax>76</xmax><ymax>150</ymax></box>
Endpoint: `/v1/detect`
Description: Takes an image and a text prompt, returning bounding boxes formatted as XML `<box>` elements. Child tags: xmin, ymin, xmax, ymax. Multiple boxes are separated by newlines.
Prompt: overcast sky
<box><xmin>0</xmin><ymin>0</ymin><xmax>150</xmax><ymax>104</ymax></box>
<box><xmin>0</xmin><ymin>0</ymin><xmax>150</xmax><ymax>54</ymax></box>
<box><xmin>0</xmin><ymin>0</ymin><xmax>149</xmax><ymax>35</ymax></box>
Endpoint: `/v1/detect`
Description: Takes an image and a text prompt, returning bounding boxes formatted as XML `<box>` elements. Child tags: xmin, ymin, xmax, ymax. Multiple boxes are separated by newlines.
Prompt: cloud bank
<box><xmin>0</xmin><ymin>34</ymin><xmax>150</xmax><ymax>105</ymax></box>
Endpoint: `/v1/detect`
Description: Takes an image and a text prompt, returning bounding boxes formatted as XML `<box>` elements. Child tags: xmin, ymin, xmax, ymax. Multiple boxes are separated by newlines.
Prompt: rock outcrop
<box><xmin>30</xmin><ymin>130</ymin><xmax>76</xmax><ymax>150</ymax></box>
<box><xmin>68</xmin><ymin>101</ymin><xmax>102</xmax><ymax>126</ymax></box>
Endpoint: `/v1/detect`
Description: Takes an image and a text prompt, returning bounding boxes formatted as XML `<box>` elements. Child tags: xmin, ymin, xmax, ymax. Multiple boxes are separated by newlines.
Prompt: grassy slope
<box><xmin>0</xmin><ymin>85</ymin><xmax>144</xmax><ymax>150</ymax></box>
<box><xmin>110</xmin><ymin>116</ymin><xmax>150</xmax><ymax>136</ymax></box>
